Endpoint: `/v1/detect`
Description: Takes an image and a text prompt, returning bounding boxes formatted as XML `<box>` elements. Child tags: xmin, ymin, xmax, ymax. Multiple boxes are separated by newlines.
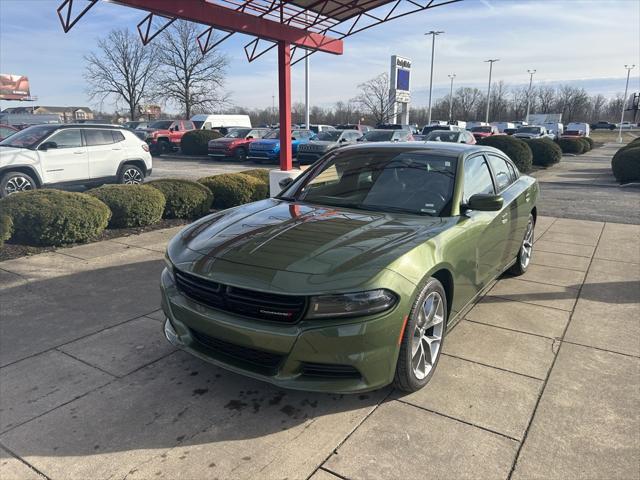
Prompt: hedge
<box><xmin>147</xmin><ymin>179</ymin><xmax>213</xmax><ymax>219</ymax></box>
<box><xmin>198</xmin><ymin>173</ymin><xmax>267</xmax><ymax>209</ymax></box>
<box><xmin>87</xmin><ymin>184</ymin><xmax>165</xmax><ymax>228</ymax></box>
<box><xmin>611</xmin><ymin>146</ymin><xmax>640</xmax><ymax>183</ymax></box>
<box><xmin>0</xmin><ymin>190</ymin><xmax>110</xmax><ymax>246</ymax></box>
<box><xmin>527</xmin><ymin>139</ymin><xmax>562</xmax><ymax>167</ymax></box>
<box><xmin>0</xmin><ymin>214</ymin><xmax>13</xmax><ymax>247</ymax></box>
<box><xmin>240</xmin><ymin>168</ymin><xmax>270</xmax><ymax>184</ymax></box>
<box><xmin>583</xmin><ymin>137</ymin><xmax>594</xmax><ymax>149</ymax></box>
<box><xmin>578</xmin><ymin>137</ymin><xmax>591</xmax><ymax>152</ymax></box>
<box><xmin>477</xmin><ymin>135</ymin><xmax>533</xmax><ymax>173</ymax></box>
<box><xmin>180</xmin><ymin>130</ymin><xmax>223</xmax><ymax>156</ymax></box>
<box><xmin>557</xmin><ymin>138</ymin><xmax>584</xmax><ymax>154</ymax></box>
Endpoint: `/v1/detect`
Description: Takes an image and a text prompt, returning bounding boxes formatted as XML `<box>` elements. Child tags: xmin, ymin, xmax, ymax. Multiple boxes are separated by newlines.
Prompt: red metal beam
<box><xmin>278</xmin><ymin>41</ymin><xmax>293</xmax><ymax>171</ymax></box>
<box><xmin>112</xmin><ymin>0</ymin><xmax>343</xmax><ymax>54</ymax></box>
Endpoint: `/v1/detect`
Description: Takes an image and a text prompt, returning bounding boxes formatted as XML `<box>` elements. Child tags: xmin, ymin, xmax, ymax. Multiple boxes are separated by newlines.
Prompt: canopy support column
<box><xmin>278</xmin><ymin>41</ymin><xmax>292</xmax><ymax>171</ymax></box>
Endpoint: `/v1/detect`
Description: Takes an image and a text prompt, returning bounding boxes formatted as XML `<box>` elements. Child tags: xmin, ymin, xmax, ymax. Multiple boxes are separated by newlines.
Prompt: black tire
<box><xmin>118</xmin><ymin>164</ymin><xmax>145</xmax><ymax>185</ymax></box>
<box><xmin>0</xmin><ymin>171</ymin><xmax>37</xmax><ymax>198</ymax></box>
<box><xmin>233</xmin><ymin>147</ymin><xmax>247</xmax><ymax>162</ymax></box>
<box><xmin>509</xmin><ymin>213</ymin><xmax>535</xmax><ymax>276</ymax></box>
<box><xmin>394</xmin><ymin>277</ymin><xmax>447</xmax><ymax>393</ymax></box>
<box><xmin>150</xmin><ymin>142</ymin><xmax>162</xmax><ymax>156</ymax></box>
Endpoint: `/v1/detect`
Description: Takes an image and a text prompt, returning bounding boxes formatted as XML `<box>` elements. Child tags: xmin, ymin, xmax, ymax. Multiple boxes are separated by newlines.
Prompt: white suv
<box><xmin>0</xmin><ymin>124</ymin><xmax>153</xmax><ymax>197</ymax></box>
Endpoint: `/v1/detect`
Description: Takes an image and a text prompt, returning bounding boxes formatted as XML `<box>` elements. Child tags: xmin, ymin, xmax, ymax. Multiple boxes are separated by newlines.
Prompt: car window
<box><xmin>506</xmin><ymin>162</ymin><xmax>518</xmax><ymax>181</ymax></box>
<box><xmin>47</xmin><ymin>129</ymin><xmax>83</xmax><ymax>149</ymax></box>
<box><xmin>184</xmin><ymin>121</ymin><xmax>195</xmax><ymax>130</ymax></box>
<box><xmin>463</xmin><ymin>155</ymin><xmax>495</xmax><ymax>203</ymax></box>
<box><xmin>486</xmin><ymin>154</ymin><xmax>513</xmax><ymax>191</ymax></box>
<box><xmin>85</xmin><ymin>129</ymin><xmax>115</xmax><ymax>146</ymax></box>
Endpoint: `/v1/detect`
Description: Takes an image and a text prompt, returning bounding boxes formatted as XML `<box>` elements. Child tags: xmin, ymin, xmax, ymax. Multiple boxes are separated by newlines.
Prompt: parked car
<box><xmin>513</xmin><ymin>126</ymin><xmax>555</xmax><ymax>140</ymax></box>
<box><xmin>296</xmin><ymin>129</ymin><xmax>362</xmax><ymax>165</ymax></box>
<box><xmin>616</xmin><ymin>121</ymin><xmax>636</xmax><ymax>129</ymax></box>
<box><xmin>122</xmin><ymin>121</ymin><xmax>149</xmax><ymax>130</ymax></box>
<box><xmin>335</xmin><ymin>124</ymin><xmax>374</xmax><ymax>133</ymax></box>
<box><xmin>161</xmin><ymin>142</ymin><xmax>538</xmax><ymax>393</ymax></box>
<box><xmin>424</xmin><ymin>130</ymin><xmax>476</xmax><ymax>144</ymax></box>
<box><xmin>137</xmin><ymin>119</ymin><xmax>195</xmax><ymax>155</ymax></box>
<box><xmin>471</xmin><ymin>125</ymin><xmax>501</xmax><ymax>141</ymax></box>
<box><xmin>191</xmin><ymin>114</ymin><xmax>251</xmax><ymax>131</ymax></box>
<box><xmin>305</xmin><ymin>124</ymin><xmax>335</xmax><ymax>134</ymax></box>
<box><xmin>503</xmin><ymin>128</ymin><xmax>518</xmax><ymax>136</ymax></box>
<box><xmin>466</xmin><ymin>121</ymin><xmax>490</xmax><ymax>130</ymax></box>
<box><xmin>0</xmin><ymin>124</ymin><xmax>19</xmax><ymax>141</ymax></box>
<box><xmin>419</xmin><ymin>124</ymin><xmax>462</xmax><ymax>138</ymax></box>
<box><xmin>377</xmin><ymin>124</ymin><xmax>420</xmax><ymax>135</ymax></box>
<box><xmin>358</xmin><ymin>129</ymin><xmax>413</xmax><ymax>142</ymax></box>
<box><xmin>207</xmin><ymin>128</ymin><xmax>271</xmax><ymax>161</ymax></box>
<box><xmin>491</xmin><ymin>122</ymin><xmax>515</xmax><ymax>133</ymax></box>
<box><xmin>247</xmin><ymin>129</ymin><xmax>315</xmax><ymax>163</ymax></box>
<box><xmin>565</xmin><ymin>122</ymin><xmax>590</xmax><ymax>137</ymax></box>
<box><xmin>542</xmin><ymin>122</ymin><xmax>564</xmax><ymax>139</ymax></box>
<box><xmin>591</xmin><ymin>121</ymin><xmax>616</xmax><ymax>130</ymax></box>
<box><xmin>0</xmin><ymin>124</ymin><xmax>152</xmax><ymax>197</ymax></box>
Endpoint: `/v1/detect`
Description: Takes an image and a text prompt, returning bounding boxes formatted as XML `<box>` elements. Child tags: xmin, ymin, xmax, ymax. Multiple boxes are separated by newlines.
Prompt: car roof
<box><xmin>44</xmin><ymin>123</ymin><xmax>125</xmax><ymax>130</ymax></box>
<box><xmin>338</xmin><ymin>141</ymin><xmax>496</xmax><ymax>157</ymax></box>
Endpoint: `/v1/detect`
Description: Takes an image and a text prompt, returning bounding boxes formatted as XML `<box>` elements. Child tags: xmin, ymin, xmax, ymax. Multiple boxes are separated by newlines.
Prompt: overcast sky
<box><xmin>1</xmin><ymin>0</ymin><xmax>639</xmax><ymax>112</ymax></box>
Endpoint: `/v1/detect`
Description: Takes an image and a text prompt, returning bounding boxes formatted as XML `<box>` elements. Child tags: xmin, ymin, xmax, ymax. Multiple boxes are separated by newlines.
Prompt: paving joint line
<box><xmin>560</xmin><ymin>340</ymin><xmax>640</xmax><ymax>359</ymax></box>
<box><xmin>394</xmin><ymin>398</ymin><xmax>521</xmax><ymax>443</ymax></box>
<box><xmin>506</xmin><ymin>218</ymin><xmax>606</xmax><ymax>479</ymax></box>
<box><xmin>0</xmin><ymin>442</ymin><xmax>51</xmax><ymax>480</ymax></box>
<box><xmin>318</xmin><ymin>466</ymin><xmax>351</xmax><ymax>479</ymax></box>
<box><xmin>441</xmin><ymin>353</ymin><xmax>545</xmax><ymax>382</ymax></box>
<box><xmin>463</xmin><ymin>318</ymin><xmax>560</xmax><ymax>341</ymax></box>
<box><xmin>55</xmin><ymin>348</ymin><xmax>119</xmax><ymax>378</ymax></box>
<box><xmin>489</xmin><ymin>293</ymin><xmax>575</xmax><ymax>314</ymax></box>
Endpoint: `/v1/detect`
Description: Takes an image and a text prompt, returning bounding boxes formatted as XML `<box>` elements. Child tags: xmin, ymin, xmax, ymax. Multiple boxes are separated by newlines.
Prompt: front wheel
<box><xmin>394</xmin><ymin>277</ymin><xmax>447</xmax><ymax>392</ymax></box>
<box><xmin>509</xmin><ymin>213</ymin><xmax>535</xmax><ymax>276</ymax></box>
<box><xmin>118</xmin><ymin>164</ymin><xmax>144</xmax><ymax>185</ymax></box>
<box><xmin>233</xmin><ymin>147</ymin><xmax>247</xmax><ymax>162</ymax></box>
<box><xmin>0</xmin><ymin>172</ymin><xmax>37</xmax><ymax>198</ymax></box>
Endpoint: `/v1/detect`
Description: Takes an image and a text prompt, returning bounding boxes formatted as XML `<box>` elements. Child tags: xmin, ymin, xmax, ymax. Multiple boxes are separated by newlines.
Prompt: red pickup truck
<box><xmin>138</xmin><ymin>119</ymin><xmax>195</xmax><ymax>155</ymax></box>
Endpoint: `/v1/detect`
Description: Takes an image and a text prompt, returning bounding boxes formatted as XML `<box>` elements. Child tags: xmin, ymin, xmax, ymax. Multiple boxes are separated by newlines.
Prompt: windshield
<box><xmin>517</xmin><ymin>126</ymin><xmax>541</xmax><ymax>134</ymax></box>
<box><xmin>148</xmin><ymin>120</ymin><xmax>173</xmax><ymax>129</ymax></box>
<box><xmin>421</xmin><ymin>125</ymin><xmax>447</xmax><ymax>135</ymax></box>
<box><xmin>280</xmin><ymin>149</ymin><xmax>457</xmax><ymax>216</ymax></box>
<box><xmin>425</xmin><ymin>131</ymin><xmax>459</xmax><ymax>142</ymax></box>
<box><xmin>192</xmin><ymin>121</ymin><xmax>204</xmax><ymax>129</ymax></box>
<box><xmin>224</xmin><ymin>128</ymin><xmax>251</xmax><ymax>139</ymax></box>
<box><xmin>0</xmin><ymin>124</ymin><xmax>58</xmax><ymax>148</ymax></box>
<box><xmin>362</xmin><ymin>130</ymin><xmax>394</xmax><ymax>142</ymax></box>
<box><xmin>263</xmin><ymin>129</ymin><xmax>280</xmax><ymax>139</ymax></box>
<box><xmin>316</xmin><ymin>131</ymin><xmax>342</xmax><ymax>141</ymax></box>
<box><xmin>471</xmin><ymin>126</ymin><xmax>491</xmax><ymax>133</ymax></box>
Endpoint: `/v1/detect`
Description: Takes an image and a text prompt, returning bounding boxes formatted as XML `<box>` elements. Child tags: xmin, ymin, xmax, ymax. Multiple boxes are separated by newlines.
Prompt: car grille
<box><xmin>251</xmin><ymin>143</ymin><xmax>274</xmax><ymax>151</ymax></box>
<box><xmin>174</xmin><ymin>269</ymin><xmax>307</xmax><ymax>323</ymax></box>
<box><xmin>190</xmin><ymin>328</ymin><xmax>284</xmax><ymax>375</ymax></box>
<box><xmin>300</xmin><ymin>362</ymin><xmax>361</xmax><ymax>379</ymax></box>
<box><xmin>208</xmin><ymin>145</ymin><xmax>229</xmax><ymax>154</ymax></box>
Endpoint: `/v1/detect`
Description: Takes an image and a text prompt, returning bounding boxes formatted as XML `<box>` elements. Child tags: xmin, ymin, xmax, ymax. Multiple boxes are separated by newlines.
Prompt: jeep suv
<box><xmin>0</xmin><ymin>124</ymin><xmax>152</xmax><ymax>197</ymax></box>
<box><xmin>137</xmin><ymin>119</ymin><xmax>195</xmax><ymax>155</ymax></box>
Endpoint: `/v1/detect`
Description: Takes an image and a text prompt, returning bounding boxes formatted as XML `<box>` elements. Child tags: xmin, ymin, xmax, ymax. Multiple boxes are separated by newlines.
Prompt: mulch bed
<box><xmin>0</xmin><ymin>218</ymin><xmax>189</xmax><ymax>262</ymax></box>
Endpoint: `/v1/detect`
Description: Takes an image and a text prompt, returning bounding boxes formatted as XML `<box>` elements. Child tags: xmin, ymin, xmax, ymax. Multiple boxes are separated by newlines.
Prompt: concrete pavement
<box><xmin>0</xmin><ymin>215</ymin><xmax>638</xmax><ymax>480</ymax></box>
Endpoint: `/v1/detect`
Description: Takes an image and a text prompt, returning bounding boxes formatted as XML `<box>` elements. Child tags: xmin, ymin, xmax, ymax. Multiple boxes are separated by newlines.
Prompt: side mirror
<box><xmin>39</xmin><ymin>141</ymin><xmax>57</xmax><ymax>151</ymax></box>
<box><xmin>246</xmin><ymin>136</ymin><xmax>253</xmax><ymax>140</ymax></box>
<box><xmin>466</xmin><ymin>194</ymin><xmax>503</xmax><ymax>212</ymax></box>
<box><xmin>279</xmin><ymin>177</ymin><xmax>294</xmax><ymax>189</ymax></box>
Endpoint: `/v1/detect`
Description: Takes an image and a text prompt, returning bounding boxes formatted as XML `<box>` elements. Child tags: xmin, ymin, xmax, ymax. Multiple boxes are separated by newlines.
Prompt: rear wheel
<box><xmin>0</xmin><ymin>172</ymin><xmax>36</xmax><ymax>198</ymax></box>
<box><xmin>509</xmin><ymin>213</ymin><xmax>535</xmax><ymax>276</ymax></box>
<box><xmin>233</xmin><ymin>147</ymin><xmax>247</xmax><ymax>162</ymax></box>
<box><xmin>118</xmin><ymin>164</ymin><xmax>144</xmax><ymax>185</ymax></box>
<box><xmin>394</xmin><ymin>277</ymin><xmax>447</xmax><ymax>392</ymax></box>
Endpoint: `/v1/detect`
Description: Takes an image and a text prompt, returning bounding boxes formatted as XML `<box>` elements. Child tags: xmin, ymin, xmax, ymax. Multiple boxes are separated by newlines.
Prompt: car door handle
<box><xmin>73</xmin><ymin>151</ymin><xmax>85</xmax><ymax>154</ymax></box>
<box><xmin>112</xmin><ymin>148</ymin><xmax>122</xmax><ymax>151</ymax></box>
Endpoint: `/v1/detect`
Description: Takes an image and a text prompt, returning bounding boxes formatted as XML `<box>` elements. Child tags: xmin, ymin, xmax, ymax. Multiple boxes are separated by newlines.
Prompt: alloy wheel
<box><xmin>520</xmin><ymin>217</ymin><xmax>534</xmax><ymax>269</ymax></box>
<box><xmin>5</xmin><ymin>175</ymin><xmax>34</xmax><ymax>195</ymax></box>
<box><xmin>122</xmin><ymin>168</ymin><xmax>143</xmax><ymax>184</ymax></box>
<box><xmin>411</xmin><ymin>291</ymin><xmax>445</xmax><ymax>380</ymax></box>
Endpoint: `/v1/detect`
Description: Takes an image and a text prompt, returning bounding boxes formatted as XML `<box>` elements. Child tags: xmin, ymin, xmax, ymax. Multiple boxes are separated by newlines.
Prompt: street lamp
<box><xmin>618</xmin><ymin>64</ymin><xmax>635</xmax><ymax>143</ymax></box>
<box><xmin>448</xmin><ymin>73</ymin><xmax>456</xmax><ymax>123</ymax></box>
<box><xmin>425</xmin><ymin>30</ymin><xmax>444</xmax><ymax>125</ymax></box>
<box><xmin>525</xmin><ymin>69</ymin><xmax>536</xmax><ymax>123</ymax></box>
<box><xmin>484</xmin><ymin>59</ymin><xmax>499</xmax><ymax>123</ymax></box>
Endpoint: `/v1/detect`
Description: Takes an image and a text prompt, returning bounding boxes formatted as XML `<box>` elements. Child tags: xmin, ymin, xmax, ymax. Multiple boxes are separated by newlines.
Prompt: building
<box><xmin>1</xmin><ymin>105</ymin><xmax>94</xmax><ymax>123</ymax></box>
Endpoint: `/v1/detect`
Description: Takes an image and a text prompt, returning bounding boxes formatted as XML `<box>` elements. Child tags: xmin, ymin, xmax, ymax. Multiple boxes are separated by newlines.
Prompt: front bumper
<box><xmin>247</xmin><ymin>150</ymin><xmax>279</xmax><ymax>162</ymax></box>
<box><xmin>160</xmin><ymin>268</ymin><xmax>409</xmax><ymax>393</ymax></box>
<box><xmin>297</xmin><ymin>152</ymin><xmax>324</xmax><ymax>164</ymax></box>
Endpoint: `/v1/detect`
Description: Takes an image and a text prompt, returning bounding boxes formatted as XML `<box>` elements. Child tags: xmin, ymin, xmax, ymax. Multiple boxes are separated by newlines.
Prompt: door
<box><xmin>39</xmin><ymin>128</ymin><xmax>88</xmax><ymax>184</ymax></box>
<box><xmin>85</xmin><ymin>129</ymin><xmax>122</xmax><ymax>179</ymax></box>
<box><xmin>485</xmin><ymin>153</ymin><xmax>522</xmax><ymax>268</ymax></box>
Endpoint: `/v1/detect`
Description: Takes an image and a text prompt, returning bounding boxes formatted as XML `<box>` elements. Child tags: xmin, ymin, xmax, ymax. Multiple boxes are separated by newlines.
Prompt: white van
<box><xmin>565</xmin><ymin>122</ymin><xmax>590</xmax><ymax>137</ymax></box>
<box><xmin>466</xmin><ymin>121</ymin><xmax>489</xmax><ymax>130</ymax></box>
<box><xmin>491</xmin><ymin>122</ymin><xmax>515</xmax><ymax>133</ymax></box>
<box><xmin>190</xmin><ymin>114</ymin><xmax>252</xmax><ymax>131</ymax></box>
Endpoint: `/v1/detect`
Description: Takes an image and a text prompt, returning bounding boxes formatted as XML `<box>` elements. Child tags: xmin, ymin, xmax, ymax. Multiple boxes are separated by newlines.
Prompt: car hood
<box><xmin>0</xmin><ymin>146</ymin><xmax>36</xmax><ymax>164</ymax></box>
<box><xmin>251</xmin><ymin>139</ymin><xmax>279</xmax><ymax>148</ymax></box>
<box><xmin>514</xmin><ymin>133</ymin><xmax>540</xmax><ymax>138</ymax></box>
<box><xmin>210</xmin><ymin>138</ymin><xmax>239</xmax><ymax>145</ymax></box>
<box><xmin>299</xmin><ymin>140</ymin><xmax>336</xmax><ymax>150</ymax></box>
<box><xmin>168</xmin><ymin>199</ymin><xmax>449</xmax><ymax>278</ymax></box>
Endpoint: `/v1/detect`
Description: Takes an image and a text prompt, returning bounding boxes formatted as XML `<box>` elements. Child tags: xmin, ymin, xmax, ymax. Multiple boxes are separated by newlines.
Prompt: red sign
<box><xmin>0</xmin><ymin>74</ymin><xmax>31</xmax><ymax>101</ymax></box>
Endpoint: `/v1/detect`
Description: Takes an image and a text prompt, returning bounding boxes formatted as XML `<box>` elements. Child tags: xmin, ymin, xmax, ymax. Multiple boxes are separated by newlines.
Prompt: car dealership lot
<box><xmin>1</xmin><ymin>214</ymin><xmax>638</xmax><ymax>480</ymax></box>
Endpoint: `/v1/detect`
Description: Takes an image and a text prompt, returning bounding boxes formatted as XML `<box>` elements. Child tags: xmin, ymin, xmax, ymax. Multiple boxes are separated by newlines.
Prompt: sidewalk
<box><xmin>0</xmin><ymin>219</ymin><xmax>638</xmax><ymax>480</ymax></box>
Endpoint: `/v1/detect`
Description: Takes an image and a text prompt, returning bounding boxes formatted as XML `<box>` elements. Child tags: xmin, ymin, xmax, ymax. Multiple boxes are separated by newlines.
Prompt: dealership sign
<box><xmin>389</xmin><ymin>55</ymin><xmax>411</xmax><ymax>123</ymax></box>
<box><xmin>0</xmin><ymin>74</ymin><xmax>31</xmax><ymax>101</ymax></box>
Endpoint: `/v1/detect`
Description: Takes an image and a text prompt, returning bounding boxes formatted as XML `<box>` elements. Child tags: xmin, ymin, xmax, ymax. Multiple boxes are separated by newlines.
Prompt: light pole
<box><xmin>484</xmin><ymin>59</ymin><xmax>499</xmax><ymax>123</ymax></box>
<box><xmin>618</xmin><ymin>64</ymin><xmax>635</xmax><ymax>143</ymax></box>
<box><xmin>425</xmin><ymin>30</ymin><xmax>444</xmax><ymax>125</ymax></box>
<box><xmin>304</xmin><ymin>12</ymin><xmax>310</xmax><ymax>130</ymax></box>
<box><xmin>448</xmin><ymin>73</ymin><xmax>456</xmax><ymax>123</ymax></box>
<box><xmin>525</xmin><ymin>69</ymin><xmax>536</xmax><ymax>123</ymax></box>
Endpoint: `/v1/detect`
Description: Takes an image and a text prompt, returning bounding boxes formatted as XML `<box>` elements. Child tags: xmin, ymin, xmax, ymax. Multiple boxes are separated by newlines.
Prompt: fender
<box><xmin>0</xmin><ymin>164</ymin><xmax>43</xmax><ymax>186</ymax></box>
<box><xmin>116</xmin><ymin>158</ymin><xmax>150</xmax><ymax>177</ymax></box>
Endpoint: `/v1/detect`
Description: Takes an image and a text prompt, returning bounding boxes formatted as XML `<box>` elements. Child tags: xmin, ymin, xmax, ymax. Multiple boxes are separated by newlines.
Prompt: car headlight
<box><xmin>305</xmin><ymin>289</ymin><xmax>398</xmax><ymax>319</ymax></box>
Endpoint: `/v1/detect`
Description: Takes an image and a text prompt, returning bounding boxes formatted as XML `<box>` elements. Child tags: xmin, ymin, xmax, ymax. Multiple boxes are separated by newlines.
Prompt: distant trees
<box><xmin>354</xmin><ymin>72</ymin><xmax>394</xmax><ymax>125</ymax></box>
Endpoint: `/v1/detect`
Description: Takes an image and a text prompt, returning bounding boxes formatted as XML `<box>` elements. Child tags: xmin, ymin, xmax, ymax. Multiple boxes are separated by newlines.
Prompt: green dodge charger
<box><xmin>161</xmin><ymin>142</ymin><xmax>538</xmax><ymax>393</ymax></box>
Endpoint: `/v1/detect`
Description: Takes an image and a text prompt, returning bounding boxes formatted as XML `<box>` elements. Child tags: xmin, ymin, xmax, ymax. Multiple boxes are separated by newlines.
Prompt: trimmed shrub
<box><xmin>583</xmin><ymin>136</ymin><xmax>594</xmax><ymax>149</ymax></box>
<box><xmin>0</xmin><ymin>214</ymin><xmax>13</xmax><ymax>247</ymax></box>
<box><xmin>477</xmin><ymin>135</ymin><xmax>533</xmax><ymax>173</ymax></box>
<box><xmin>557</xmin><ymin>138</ymin><xmax>584</xmax><ymax>154</ymax></box>
<box><xmin>627</xmin><ymin>137</ymin><xmax>640</xmax><ymax>148</ymax></box>
<box><xmin>87</xmin><ymin>184</ymin><xmax>165</xmax><ymax>228</ymax></box>
<box><xmin>240</xmin><ymin>168</ymin><xmax>270</xmax><ymax>183</ymax></box>
<box><xmin>146</xmin><ymin>179</ymin><xmax>213</xmax><ymax>219</ymax></box>
<box><xmin>198</xmin><ymin>173</ymin><xmax>267</xmax><ymax>209</ymax></box>
<box><xmin>611</xmin><ymin>146</ymin><xmax>640</xmax><ymax>183</ymax></box>
<box><xmin>180</xmin><ymin>130</ymin><xmax>223</xmax><ymax>156</ymax></box>
<box><xmin>527</xmin><ymin>139</ymin><xmax>562</xmax><ymax>167</ymax></box>
<box><xmin>578</xmin><ymin>137</ymin><xmax>591</xmax><ymax>152</ymax></box>
<box><xmin>0</xmin><ymin>189</ymin><xmax>110</xmax><ymax>246</ymax></box>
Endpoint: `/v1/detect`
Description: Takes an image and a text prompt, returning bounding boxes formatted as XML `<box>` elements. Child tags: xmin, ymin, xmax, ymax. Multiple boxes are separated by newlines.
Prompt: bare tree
<box><xmin>454</xmin><ymin>87</ymin><xmax>482</xmax><ymax>120</ymax></box>
<box><xmin>84</xmin><ymin>29</ymin><xmax>159</xmax><ymax>121</ymax></box>
<box><xmin>353</xmin><ymin>72</ymin><xmax>393</xmax><ymax>125</ymax></box>
<box><xmin>536</xmin><ymin>86</ymin><xmax>556</xmax><ymax>113</ymax></box>
<box><xmin>157</xmin><ymin>20</ymin><xmax>229</xmax><ymax>118</ymax></box>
